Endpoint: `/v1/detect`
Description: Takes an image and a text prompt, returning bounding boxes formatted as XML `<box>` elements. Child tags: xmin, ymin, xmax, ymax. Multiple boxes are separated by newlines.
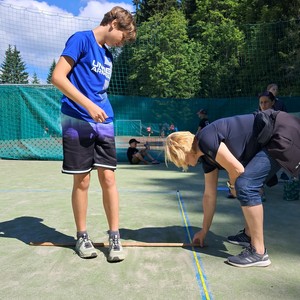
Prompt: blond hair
<box><xmin>165</xmin><ymin>131</ymin><xmax>195</xmax><ymax>171</ymax></box>
<box><xmin>101</xmin><ymin>6</ymin><xmax>136</xmax><ymax>43</ymax></box>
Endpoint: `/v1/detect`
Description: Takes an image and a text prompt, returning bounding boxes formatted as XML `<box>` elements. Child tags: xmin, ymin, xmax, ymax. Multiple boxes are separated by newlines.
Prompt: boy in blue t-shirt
<box><xmin>52</xmin><ymin>6</ymin><xmax>136</xmax><ymax>261</ymax></box>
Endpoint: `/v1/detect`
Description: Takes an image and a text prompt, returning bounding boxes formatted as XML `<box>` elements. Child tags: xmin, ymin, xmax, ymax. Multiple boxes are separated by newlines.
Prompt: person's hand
<box><xmin>192</xmin><ymin>229</ymin><xmax>207</xmax><ymax>247</ymax></box>
<box><xmin>87</xmin><ymin>103</ymin><xmax>108</xmax><ymax>123</ymax></box>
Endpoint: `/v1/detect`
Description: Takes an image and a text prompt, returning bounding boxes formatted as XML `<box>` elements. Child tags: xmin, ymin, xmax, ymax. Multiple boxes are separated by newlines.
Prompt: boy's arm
<box><xmin>51</xmin><ymin>56</ymin><xmax>108</xmax><ymax>122</ymax></box>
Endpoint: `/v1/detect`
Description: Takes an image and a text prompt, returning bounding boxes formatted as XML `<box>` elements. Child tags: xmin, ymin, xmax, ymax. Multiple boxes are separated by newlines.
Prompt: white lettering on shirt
<box><xmin>91</xmin><ymin>60</ymin><xmax>112</xmax><ymax>78</ymax></box>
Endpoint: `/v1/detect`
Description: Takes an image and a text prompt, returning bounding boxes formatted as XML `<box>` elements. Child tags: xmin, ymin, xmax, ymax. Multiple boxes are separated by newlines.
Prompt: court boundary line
<box><xmin>176</xmin><ymin>190</ymin><xmax>212</xmax><ymax>300</ymax></box>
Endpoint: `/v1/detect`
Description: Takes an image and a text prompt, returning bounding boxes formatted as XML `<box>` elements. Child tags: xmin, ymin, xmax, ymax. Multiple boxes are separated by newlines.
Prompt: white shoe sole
<box><xmin>227</xmin><ymin>258</ymin><xmax>271</xmax><ymax>268</ymax></box>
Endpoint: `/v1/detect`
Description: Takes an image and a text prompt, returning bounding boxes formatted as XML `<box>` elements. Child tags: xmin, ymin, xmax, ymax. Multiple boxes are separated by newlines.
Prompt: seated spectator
<box><xmin>127</xmin><ymin>138</ymin><xmax>160</xmax><ymax>164</ymax></box>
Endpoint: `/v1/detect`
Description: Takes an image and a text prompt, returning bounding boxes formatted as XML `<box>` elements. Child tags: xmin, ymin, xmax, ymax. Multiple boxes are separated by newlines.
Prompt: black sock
<box><xmin>108</xmin><ymin>230</ymin><xmax>119</xmax><ymax>238</ymax></box>
<box><xmin>77</xmin><ymin>231</ymin><xmax>88</xmax><ymax>239</ymax></box>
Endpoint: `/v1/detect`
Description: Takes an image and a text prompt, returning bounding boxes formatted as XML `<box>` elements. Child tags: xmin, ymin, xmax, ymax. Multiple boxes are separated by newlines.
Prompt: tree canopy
<box><xmin>0</xmin><ymin>1</ymin><xmax>299</xmax><ymax>98</ymax></box>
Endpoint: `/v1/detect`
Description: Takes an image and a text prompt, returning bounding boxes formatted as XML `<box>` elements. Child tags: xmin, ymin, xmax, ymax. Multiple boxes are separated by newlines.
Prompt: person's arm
<box><xmin>215</xmin><ymin>142</ymin><xmax>244</xmax><ymax>189</ymax></box>
<box><xmin>193</xmin><ymin>169</ymin><xmax>218</xmax><ymax>246</ymax></box>
<box><xmin>51</xmin><ymin>56</ymin><xmax>108</xmax><ymax>123</ymax></box>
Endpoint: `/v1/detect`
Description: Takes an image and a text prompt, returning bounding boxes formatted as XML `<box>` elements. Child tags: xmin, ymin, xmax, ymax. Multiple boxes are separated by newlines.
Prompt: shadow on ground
<box><xmin>120</xmin><ymin>226</ymin><xmax>230</xmax><ymax>259</ymax></box>
<box><xmin>0</xmin><ymin>216</ymin><xmax>76</xmax><ymax>246</ymax></box>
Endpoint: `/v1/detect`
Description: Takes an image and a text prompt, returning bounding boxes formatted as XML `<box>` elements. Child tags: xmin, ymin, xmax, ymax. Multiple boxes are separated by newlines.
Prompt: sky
<box><xmin>44</xmin><ymin>0</ymin><xmax>134</xmax><ymax>16</ymax></box>
<box><xmin>0</xmin><ymin>0</ymin><xmax>135</xmax><ymax>83</ymax></box>
<box><xmin>1</xmin><ymin>0</ymin><xmax>135</xmax><ymax>18</ymax></box>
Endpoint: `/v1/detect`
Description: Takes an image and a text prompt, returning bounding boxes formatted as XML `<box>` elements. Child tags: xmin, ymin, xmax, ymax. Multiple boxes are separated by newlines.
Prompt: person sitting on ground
<box><xmin>127</xmin><ymin>138</ymin><xmax>160</xmax><ymax>164</ymax></box>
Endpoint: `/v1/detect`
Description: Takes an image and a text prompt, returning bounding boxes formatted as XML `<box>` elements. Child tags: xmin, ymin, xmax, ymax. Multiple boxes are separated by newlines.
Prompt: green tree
<box><xmin>189</xmin><ymin>0</ymin><xmax>245</xmax><ymax>97</ymax></box>
<box><xmin>47</xmin><ymin>59</ymin><xmax>56</xmax><ymax>84</ymax></box>
<box><xmin>31</xmin><ymin>72</ymin><xmax>40</xmax><ymax>84</ymax></box>
<box><xmin>238</xmin><ymin>0</ymin><xmax>300</xmax><ymax>23</ymax></box>
<box><xmin>134</xmin><ymin>0</ymin><xmax>180</xmax><ymax>23</ymax></box>
<box><xmin>128</xmin><ymin>8</ymin><xmax>204</xmax><ymax>99</ymax></box>
<box><xmin>0</xmin><ymin>45</ymin><xmax>29</xmax><ymax>84</ymax></box>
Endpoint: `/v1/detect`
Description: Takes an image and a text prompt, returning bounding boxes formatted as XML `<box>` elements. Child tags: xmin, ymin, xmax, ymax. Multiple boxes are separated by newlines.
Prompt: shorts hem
<box><xmin>239</xmin><ymin>199</ymin><xmax>262</xmax><ymax>206</ymax></box>
<box><xmin>61</xmin><ymin>168</ymin><xmax>92</xmax><ymax>174</ymax></box>
<box><xmin>93</xmin><ymin>163</ymin><xmax>116</xmax><ymax>170</ymax></box>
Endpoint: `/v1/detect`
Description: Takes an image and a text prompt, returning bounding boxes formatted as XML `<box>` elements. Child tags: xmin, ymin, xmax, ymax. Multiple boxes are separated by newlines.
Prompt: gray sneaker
<box><xmin>108</xmin><ymin>234</ymin><xmax>125</xmax><ymax>262</ymax></box>
<box><xmin>75</xmin><ymin>234</ymin><xmax>97</xmax><ymax>259</ymax></box>
<box><xmin>227</xmin><ymin>245</ymin><xmax>271</xmax><ymax>268</ymax></box>
<box><xmin>227</xmin><ymin>228</ymin><xmax>251</xmax><ymax>247</ymax></box>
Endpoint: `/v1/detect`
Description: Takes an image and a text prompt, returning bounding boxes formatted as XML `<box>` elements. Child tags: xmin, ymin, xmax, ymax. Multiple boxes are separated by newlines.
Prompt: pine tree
<box><xmin>47</xmin><ymin>59</ymin><xmax>56</xmax><ymax>84</ymax></box>
<box><xmin>31</xmin><ymin>72</ymin><xmax>40</xmax><ymax>84</ymax></box>
<box><xmin>0</xmin><ymin>45</ymin><xmax>29</xmax><ymax>84</ymax></box>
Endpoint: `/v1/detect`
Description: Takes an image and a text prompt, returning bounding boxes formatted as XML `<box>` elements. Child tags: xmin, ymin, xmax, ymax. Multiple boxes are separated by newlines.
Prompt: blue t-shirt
<box><xmin>60</xmin><ymin>30</ymin><xmax>114</xmax><ymax>123</ymax></box>
<box><xmin>196</xmin><ymin>114</ymin><xmax>261</xmax><ymax>173</ymax></box>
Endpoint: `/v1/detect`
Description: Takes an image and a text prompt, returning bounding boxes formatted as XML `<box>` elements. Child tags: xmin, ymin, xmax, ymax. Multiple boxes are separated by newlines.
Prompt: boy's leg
<box><xmin>61</xmin><ymin>115</ymin><xmax>97</xmax><ymax>258</ymax></box>
<box><xmin>97</xmin><ymin>168</ymin><xmax>119</xmax><ymax>231</ymax></box>
<box><xmin>72</xmin><ymin>173</ymin><xmax>98</xmax><ymax>258</ymax></box>
<box><xmin>98</xmin><ymin>168</ymin><xmax>125</xmax><ymax>262</ymax></box>
<box><xmin>133</xmin><ymin>152</ymin><xmax>148</xmax><ymax>164</ymax></box>
<box><xmin>72</xmin><ymin>173</ymin><xmax>90</xmax><ymax>232</ymax></box>
<box><xmin>141</xmin><ymin>149</ymin><xmax>159</xmax><ymax>164</ymax></box>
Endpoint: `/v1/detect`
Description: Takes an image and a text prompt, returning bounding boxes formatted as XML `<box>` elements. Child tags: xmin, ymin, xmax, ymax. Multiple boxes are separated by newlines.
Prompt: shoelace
<box><xmin>81</xmin><ymin>234</ymin><xmax>93</xmax><ymax>249</ymax></box>
<box><xmin>110</xmin><ymin>235</ymin><xmax>120</xmax><ymax>250</ymax></box>
<box><xmin>239</xmin><ymin>245</ymin><xmax>254</xmax><ymax>257</ymax></box>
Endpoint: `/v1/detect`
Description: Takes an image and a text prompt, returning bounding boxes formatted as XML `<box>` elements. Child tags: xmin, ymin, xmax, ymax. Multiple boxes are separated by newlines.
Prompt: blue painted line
<box><xmin>176</xmin><ymin>190</ymin><xmax>213</xmax><ymax>300</ymax></box>
<box><xmin>217</xmin><ymin>186</ymin><xmax>228</xmax><ymax>191</ymax></box>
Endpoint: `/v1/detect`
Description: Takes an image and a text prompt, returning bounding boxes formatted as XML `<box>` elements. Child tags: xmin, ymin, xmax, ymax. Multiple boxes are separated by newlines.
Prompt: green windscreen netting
<box><xmin>1</xmin><ymin>85</ymin><xmax>300</xmax><ymax>161</ymax></box>
<box><xmin>0</xmin><ymin>3</ymin><xmax>300</xmax><ymax>161</ymax></box>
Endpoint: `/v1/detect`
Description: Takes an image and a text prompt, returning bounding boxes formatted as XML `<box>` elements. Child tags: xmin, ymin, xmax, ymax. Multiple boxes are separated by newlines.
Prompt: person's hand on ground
<box><xmin>193</xmin><ymin>230</ymin><xmax>206</xmax><ymax>247</ymax></box>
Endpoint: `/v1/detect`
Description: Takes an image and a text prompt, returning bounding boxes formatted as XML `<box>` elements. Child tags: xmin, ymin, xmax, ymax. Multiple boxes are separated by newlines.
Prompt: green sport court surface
<box><xmin>0</xmin><ymin>160</ymin><xmax>299</xmax><ymax>300</ymax></box>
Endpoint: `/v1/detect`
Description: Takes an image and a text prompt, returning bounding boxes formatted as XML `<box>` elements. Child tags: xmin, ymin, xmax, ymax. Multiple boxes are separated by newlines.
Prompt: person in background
<box><xmin>258</xmin><ymin>91</ymin><xmax>276</xmax><ymax>111</ymax></box>
<box><xmin>196</xmin><ymin>109</ymin><xmax>210</xmax><ymax>133</ymax></box>
<box><xmin>266</xmin><ymin>83</ymin><xmax>287</xmax><ymax>112</ymax></box>
<box><xmin>127</xmin><ymin>138</ymin><xmax>160</xmax><ymax>164</ymax></box>
<box><xmin>51</xmin><ymin>6</ymin><xmax>136</xmax><ymax>261</ymax></box>
<box><xmin>169</xmin><ymin>123</ymin><xmax>178</xmax><ymax>134</ymax></box>
<box><xmin>227</xmin><ymin>90</ymin><xmax>281</xmax><ymax>200</ymax></box>
<box><xmin>265</xmin><ymin>85</ymin><xmax>289</xmax><ymax>181</ymax></box>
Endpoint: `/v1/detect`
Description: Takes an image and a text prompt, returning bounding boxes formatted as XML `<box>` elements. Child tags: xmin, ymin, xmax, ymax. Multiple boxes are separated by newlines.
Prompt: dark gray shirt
<box><xmin>196</xmin><ymin>114</ymin><xmax>261</xmax><ymax>173</ymax></box>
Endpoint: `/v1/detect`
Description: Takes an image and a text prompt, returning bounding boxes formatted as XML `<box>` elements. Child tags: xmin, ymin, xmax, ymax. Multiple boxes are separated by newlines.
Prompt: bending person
<box><xmin>165</xmin><ymin>113</ymin><xmax>281</xmax><ymax>268</ymax></box>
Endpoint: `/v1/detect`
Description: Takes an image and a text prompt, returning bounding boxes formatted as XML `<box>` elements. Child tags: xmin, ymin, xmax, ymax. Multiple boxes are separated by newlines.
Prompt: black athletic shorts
<box><xmin>61</xmin><ymin>114</ymin><xmax>117</xmax><ymax>174</ymax></box>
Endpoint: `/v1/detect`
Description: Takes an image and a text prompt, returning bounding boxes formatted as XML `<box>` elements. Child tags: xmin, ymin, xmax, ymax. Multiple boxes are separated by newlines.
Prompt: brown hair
<box><xmin>165</xmin><ymin>131</ymin><xmax>196</xmax><ymax>171</ymax></box>
<box><xmin>101</xmin><ymin>6</ymin><xmax>136</xmax><ymax>43</ymax></box>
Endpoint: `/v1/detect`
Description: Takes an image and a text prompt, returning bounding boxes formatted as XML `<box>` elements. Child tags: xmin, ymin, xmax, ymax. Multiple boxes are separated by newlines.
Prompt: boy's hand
<box><xmin>87</xmin><ymin>103</ymin><xmax>108</xmax><ymax>123</ymax></box>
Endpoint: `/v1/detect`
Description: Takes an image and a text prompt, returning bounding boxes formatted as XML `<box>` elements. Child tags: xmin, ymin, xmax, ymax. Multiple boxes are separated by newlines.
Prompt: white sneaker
<box><xmin>108</xmin><ymin>234</ymin><xmax>125</xmax><ymax>262</ymax></box>
<box><xmin>75</xmin><ymin>234</ymin><xmax>97</xmax><ymax>258</ymax></box>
